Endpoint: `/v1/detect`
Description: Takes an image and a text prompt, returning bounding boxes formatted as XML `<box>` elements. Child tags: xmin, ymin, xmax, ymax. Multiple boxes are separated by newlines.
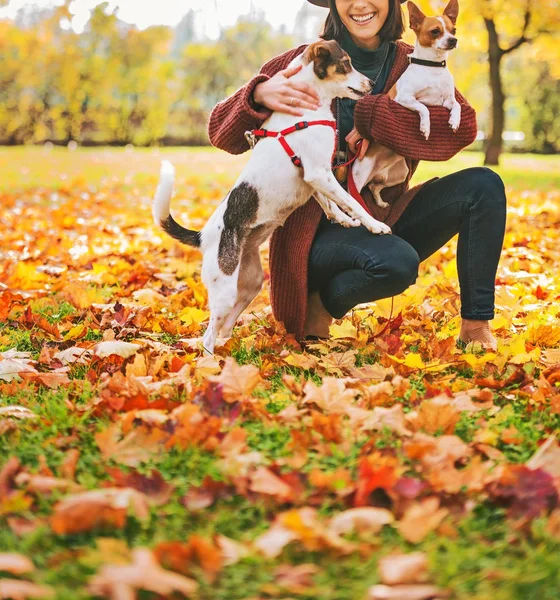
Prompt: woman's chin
<box><xmin>348</xmin><ymin>29</ymin><xmax>382</xmax><ymax>49</ymax></box>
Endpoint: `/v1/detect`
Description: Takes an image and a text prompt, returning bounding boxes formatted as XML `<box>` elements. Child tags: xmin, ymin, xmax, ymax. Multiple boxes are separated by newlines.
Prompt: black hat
<box><xmin>307</xmin><ymin>0</ymin><xmax>407</xmax><ymax>6</ymax></box>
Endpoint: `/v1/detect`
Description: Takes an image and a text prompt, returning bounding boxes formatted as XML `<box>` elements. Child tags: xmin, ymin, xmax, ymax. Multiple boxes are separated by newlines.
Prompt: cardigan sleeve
<box><xmin>353</xmin><ymin>88</ymin><xmax>477</xmax><ymax>162</ymax></box>
<box><xmin>207</xmin><ymin>45</ymin><xmax>308</xmax><ymax>155</ymax></box>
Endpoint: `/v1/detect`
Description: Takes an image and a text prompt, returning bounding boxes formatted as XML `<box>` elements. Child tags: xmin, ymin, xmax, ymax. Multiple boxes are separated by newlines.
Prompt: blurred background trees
<box><xmin>0</xmin><ymin>0</ymin><xmax>558</xmax><ymax>161</ymax></box>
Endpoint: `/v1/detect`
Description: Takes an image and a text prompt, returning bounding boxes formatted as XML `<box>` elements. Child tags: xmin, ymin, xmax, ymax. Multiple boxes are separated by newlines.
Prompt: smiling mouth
<box><xmin>350</xmin><ymin>12</ymin><xmax>376</xmax><ymax>25</ymax></box>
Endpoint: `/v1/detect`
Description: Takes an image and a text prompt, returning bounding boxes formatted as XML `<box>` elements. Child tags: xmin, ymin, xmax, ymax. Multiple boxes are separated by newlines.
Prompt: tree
<box><xmin>475</xmin><ymin>0</ymin><xmax>559</xmax><ymax>164</ymax></box>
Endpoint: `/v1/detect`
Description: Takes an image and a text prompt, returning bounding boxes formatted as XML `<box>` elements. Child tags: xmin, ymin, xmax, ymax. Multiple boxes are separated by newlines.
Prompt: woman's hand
<box><xmin>345</xmin><ymin>127</ymin><xmax>370</xmax><ymax>159</ymax></box>
<box><xmin>253</xmin><ymin>65</ymin><xmax>321</xmax><ymax>117</ymax></box>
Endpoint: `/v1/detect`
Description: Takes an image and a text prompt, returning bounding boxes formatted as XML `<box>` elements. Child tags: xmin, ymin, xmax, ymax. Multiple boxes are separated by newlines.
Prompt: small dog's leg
<box><xmin>372</xmin><ymin>187</ymin><xmax>389</xmax><ymax>208</ymax></box>
<box><xmin>445</xmin><ymin>96</ymin><xmax>461</xmax><ymax>132</ymax></box>
<box><xmin>305</xmin><ymin>170</ymin><xmax>391</xmax><ymax>235</ymax></box>
<box><xmin>395</xmin><ymin>94</ymin><xmax>432</xmax><ymax>140</ymax></box>
<box><xmin>315</xmin><ymin>192</ymin><xmax>361</xmax><ymax>227</ymax></box>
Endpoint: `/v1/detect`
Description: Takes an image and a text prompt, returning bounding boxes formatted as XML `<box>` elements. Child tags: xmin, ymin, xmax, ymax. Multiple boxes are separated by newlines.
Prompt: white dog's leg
<box><xmin>304</xmin><ymin>170</ymin><xmax>391</xmax><ymax>235</ymax></box>
<box><xmin>314</xmin><ymin>192</ymin><xmax>360</xmax><ymax>227</ymax></box>
<box><xmin>218</xmin><ymin>244</ymin><xmax>264</xmax><ymax>339</ymax></box>
<box><xmin>201</xmin><ymin>254</ymin><xmax>240</xmax><ymax>355</ymax></box>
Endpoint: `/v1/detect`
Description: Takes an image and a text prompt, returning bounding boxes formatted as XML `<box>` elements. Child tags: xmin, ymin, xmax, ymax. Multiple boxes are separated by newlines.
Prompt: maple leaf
<box><xmin>0</xmin><ymin>406</ymin><xmax>38</xmax><ymax>420</ymax></box>
<box><xmin>0</xmin><ymin>580</ymin><xmax>55</xmax><ymax>599</ymax></box>
<box><xmin>397</xmin><ymin>497</ymin><xmax>449</xmax><ymax>544</ymax></box>
<box><xmin>328</xmin><ymin>507</ymin><xmax>394</xmax><ymax>536</ymax></box>
<box><xmin>14</xmin><ymin>473</ymin><xmax>83</xmax><ymax>495</ymax></box>
<box><xmin>249</xmin><ymin>467</ymin><xmax>295</xmax><ymax>501</ymax></box>
<box><xmin>378</xmin><ymin>552</ymin><xmax>429</xmax><ymax>586</ymax></box>
<box><xmin>208</xmin><ymin>356</ymin><xmax>261</xmax><ymax>401</ymax></box>
<box><xmin>50</xmin><ymin>488</ymin><xmax>150</xmax><ymax>535</ymax></box>
<box><xmin>273</xmin><ymin>563</ymin><xmax>321</xmax><ymax>594</ymax></box>
<box><xmin>215</xmin><ymin>535</ymin><xmax>251</xmax><ymax>566</ymax></box>
<box><xmin>407</xmin><ymin>396</ymin><xmax>461</xmax><ymax>435</ymax></box>
<box><xmin>487</xmin><ymin>465</ymin><xmax>559</xmax><ymax>519</ymax></box>
<box><xmin>106</xmin><ymin>468</ymin><xmax>174</xmax><ymax>506</ymax></box>
<box><xmin>0</xmin><ymin>359</ymin><xmax>38</xmax><ymax>382</ymax></box>
<box><xmin>369</xmin><ymin>584</ymin><xmax>451</xmax><ymax>599</ymax></box>
<box><xmin>0</xmin><ymin>553</ymin><xmax>35</xmax><ymax>574</ymax></box>
<box><xmin>527</xmin><ymin>436</ymin><xmax>560</xmax><ymax>493</ymax></box>
<box><xmin>93</xmin><ymin>341</ymin><xmax>141</xmax><ymax>359</ymax></box>
<box><xmin>354</xmin><ymin>458</ymin><xmax>398</xmax><ymax>507</ymax></box>
<box><xmin>302</xmin><ymin>377</ymin><xmax>357</xmax><ymax>414</ymax></box>
<box><xmin>88</xmin><ymin>547</ymin><xmax>198</xmax><ymax>598</ymax></box>
<box><xmin>95</xmin><ymin>421</ymin><xmax>169</xmax><ymax>467</ymax></box>
<box><xmin>154</xmin><ymin>536</ymin><xmax>223</xmax><ymax>582</ymax></box>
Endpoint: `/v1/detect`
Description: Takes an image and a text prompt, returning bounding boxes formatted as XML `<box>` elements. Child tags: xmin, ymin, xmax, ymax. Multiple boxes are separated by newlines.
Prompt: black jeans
<box><xmin>308</xmin><ymin>167</ymin><xmax>507</xmax><ymax>321</ymax></box>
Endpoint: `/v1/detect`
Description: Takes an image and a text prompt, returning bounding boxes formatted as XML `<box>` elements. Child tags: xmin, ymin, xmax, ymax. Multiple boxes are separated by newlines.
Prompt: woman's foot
<box><xmin>303</xmin><ymin>291</ymin><xmax>333</xmax><ymax>340</ymax></box>
<box><xmin>458</xmin><ymin>319</ymin><xmax>497</xmax><ymax>351</ymax></box>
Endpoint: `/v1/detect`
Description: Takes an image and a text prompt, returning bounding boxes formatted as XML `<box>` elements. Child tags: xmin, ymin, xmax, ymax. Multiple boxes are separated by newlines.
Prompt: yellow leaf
<box><xmin>404</xmin><ymin>353</ymin><xmax>426</xmax><ymax>369</ymax></box>
<box><xmin>64</xmin><ymin>324</ymin><xmax>86</xmax><ymax>341</ymax></box>
<box><xmin>329</xmin><ymin>320</ymin><xmax>357</xmax><ymax>340</ymax></box>
<box><xmin>491</xmin><ymin>315</ymin><xmax>509</xmax><ymax>331</ymax></box>
<box><xmin>178</xmin><ymin>307</ymin><xmax>210</xmax><ymax>326</ymax></box>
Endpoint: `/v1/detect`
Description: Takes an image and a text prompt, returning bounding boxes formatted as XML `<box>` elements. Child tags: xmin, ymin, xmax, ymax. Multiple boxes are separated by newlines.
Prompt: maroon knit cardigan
<box><xmin>207</xmin><ymin>41</ymin><xmax>477</xmax><ymax>340</ymax></box>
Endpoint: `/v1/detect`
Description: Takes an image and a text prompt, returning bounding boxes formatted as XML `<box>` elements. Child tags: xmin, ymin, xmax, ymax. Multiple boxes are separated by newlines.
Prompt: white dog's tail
<box><xmin>153</xmin><ymin>160</ymin><xmax>201</xmax><ymax>248</ymax></box>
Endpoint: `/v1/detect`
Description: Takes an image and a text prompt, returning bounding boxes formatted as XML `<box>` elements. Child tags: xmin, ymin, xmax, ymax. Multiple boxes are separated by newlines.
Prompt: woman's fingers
<box><xmin>279</xmin><ymin>64</ymin><xmax>303</xmax><ymax>79</ymax></box>
<box><xmin>358</xmin><ymin>138</ymin><xmax>370</xmax><ymax>160</ymax></box>
<box><xmin>285</xmin><ymin>90</ymin><xmax>319</xmax><ymax>111</ymax></box>
<box><xmin>289</xmin><ymin>81</ymin><xmax>321</xmax><ymax>105</ymax></box>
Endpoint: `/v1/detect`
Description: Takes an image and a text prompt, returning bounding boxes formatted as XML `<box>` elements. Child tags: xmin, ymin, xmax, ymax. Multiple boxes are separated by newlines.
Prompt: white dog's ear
<box><xmin>407</xmin><ymin>1</ymin><xmax>426</xmax><ymax>31</ymax></box>
<box><xmin>443</xmin><ymin>0</ymin><xmax>459</xmax><ymax>25</ymax></box>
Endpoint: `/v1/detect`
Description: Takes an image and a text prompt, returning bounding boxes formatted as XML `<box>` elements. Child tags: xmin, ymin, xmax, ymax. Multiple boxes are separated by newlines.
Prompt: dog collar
<box><xmin>408</xmin><ymin>56</ymin><xmax>447</xmax><ymax>68</ymax></box>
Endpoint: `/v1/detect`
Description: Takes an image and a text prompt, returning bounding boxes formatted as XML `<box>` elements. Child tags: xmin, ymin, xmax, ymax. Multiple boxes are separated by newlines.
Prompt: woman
<box><xmin>208</xmin><ymin>0</ymin><xmax>506</xmax><ymax>350</ymax></box>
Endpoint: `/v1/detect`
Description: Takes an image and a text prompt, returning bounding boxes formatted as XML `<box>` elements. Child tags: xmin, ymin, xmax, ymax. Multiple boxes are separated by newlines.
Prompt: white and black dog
<box><xmin>153</xmin><ymin>40</ymin><xmax>390</xmax><ymax>354</ymax></box>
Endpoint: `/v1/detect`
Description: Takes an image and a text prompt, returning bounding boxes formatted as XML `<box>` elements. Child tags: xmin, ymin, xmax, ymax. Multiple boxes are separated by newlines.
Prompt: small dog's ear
<box><xmin>443</xmin><ymin>0</ymin><xmax>459</xmax><ymax>25</ymax></box>
<box><xmin>304</xmin><ymin>40</ymin><xmax>339</xmax><ymax>79</ymax></box>
<box><xmin>407</xmin><ymin>1</ymin><xmax>426</xmax><ymax>31</ymax></box>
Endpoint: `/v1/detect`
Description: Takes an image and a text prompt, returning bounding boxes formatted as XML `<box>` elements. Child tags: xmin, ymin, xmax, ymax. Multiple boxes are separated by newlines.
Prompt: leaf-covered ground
<box><xmin>0</xmin><ymin>148</ymin><xmax>559</xmax><ymax>600</ymax></box>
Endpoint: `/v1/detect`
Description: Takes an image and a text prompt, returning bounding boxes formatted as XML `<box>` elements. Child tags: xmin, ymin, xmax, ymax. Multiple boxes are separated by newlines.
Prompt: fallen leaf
<box><xmin>0</xmin><ymin>553</ymin><xmax>34</xmax><ymax>574</ymax></box>
<box><xmin>369</xmin><ymin>584</ymin><xmax>451</xmax><ymax>599</ymax></box>
<box><xmin>0</xmin><ymin>580</ymin><xmax>54</xmax><ymax>599</ymax></box>
<box><xmin>328</xmin><ymin>507</ymin><xmax>394</xmax><ymax>536</ymax></box>
<box><xmin>93</xmin><ymin>341</ymin><xmax>141</xmax><ymax>359</ymax></box>
<box><xmin>50</xmin><ymin>488</ymin><xmax>150</xmax><ymax>535</ymax></box>
<box><xmin>378</xmin><ymin>552</ymin><xmax>429</xmax><ymax>585</ymax></box>
<box><xmin>397</xmin><ymin>497</ymin><xmax>449</xmax><ymax>544</ymax></box>
<box><xmin>88</xmin><ymin>547</ymin><xmax>198</xmax><ymax>598</ymax></box>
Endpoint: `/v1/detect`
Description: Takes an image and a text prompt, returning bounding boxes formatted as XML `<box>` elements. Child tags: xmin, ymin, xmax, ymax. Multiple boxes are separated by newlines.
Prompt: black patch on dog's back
<box><xmin>218</xmin><ymin>182</ymin><xmax>259</xmax><ymax>276</ymax></box>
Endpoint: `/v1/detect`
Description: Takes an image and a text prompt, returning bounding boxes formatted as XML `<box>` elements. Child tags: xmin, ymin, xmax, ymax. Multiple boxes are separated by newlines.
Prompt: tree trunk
<box><xmin>484</xmin><ymin>18</ymin><xmax>504</xmax><ymax>166</ymax></box>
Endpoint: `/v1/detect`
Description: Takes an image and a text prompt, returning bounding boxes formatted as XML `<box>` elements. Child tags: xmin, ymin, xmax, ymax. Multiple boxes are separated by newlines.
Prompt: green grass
<box><xmin>0</xmin><ymin>146</ymin><xmax>558</xmax><ymax>191</ymax></box>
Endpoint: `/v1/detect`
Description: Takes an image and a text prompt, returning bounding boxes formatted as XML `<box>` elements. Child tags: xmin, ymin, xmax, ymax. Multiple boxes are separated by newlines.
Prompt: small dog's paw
<box><xmin>375</xmin><ymin>199</ymin><xmax>389</xmax><ymax>209</ymax></box>
<box><xmin>420</xmin><ymin>122</ymin><xmax>430</xmax><ymax>140</ymax></box>
<box><xmin>449</xmin><ymin>114</ymin><xmax>461</xmax><ymax>132</ymax></box>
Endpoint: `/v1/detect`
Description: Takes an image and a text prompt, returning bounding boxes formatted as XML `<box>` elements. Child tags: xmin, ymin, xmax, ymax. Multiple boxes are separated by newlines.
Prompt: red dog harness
<box><xmin>248</xmin><ymin>120</ymin><xmax>373</xmax><ymax>216</ymax></box>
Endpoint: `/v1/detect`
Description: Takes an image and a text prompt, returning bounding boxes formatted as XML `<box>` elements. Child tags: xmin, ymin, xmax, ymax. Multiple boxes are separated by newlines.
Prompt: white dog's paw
<box><xmin>365</xmin><ymin>218</ymin><xmax>391</xmax><ymax>235</ymax></box>
<box><xmin>449</xmin><ymin>113</ymin><xmax>461</xmax><ymax>132</ymax></box>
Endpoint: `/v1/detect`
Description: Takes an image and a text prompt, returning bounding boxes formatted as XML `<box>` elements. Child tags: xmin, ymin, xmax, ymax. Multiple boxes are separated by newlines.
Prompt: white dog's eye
<box><xmin>431</xmin><ymin>28</ymin><xmax>440</xmax><ymax>37</ymax></box>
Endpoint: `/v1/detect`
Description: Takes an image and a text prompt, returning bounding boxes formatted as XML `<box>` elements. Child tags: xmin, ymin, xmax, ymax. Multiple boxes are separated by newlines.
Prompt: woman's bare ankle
<box><xmin>303</xmin><ymin>291</ymin><xmax>333</xmax><ymax>338</ymax></box>
<box><xmin>459</xmin><ymin>319</ymin><xmax>497</xmax><ymax>350</ymax></box>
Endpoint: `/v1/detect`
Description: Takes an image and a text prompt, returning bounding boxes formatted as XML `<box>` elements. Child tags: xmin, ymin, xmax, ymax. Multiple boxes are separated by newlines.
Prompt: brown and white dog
<box><xmin>153</xmin><ymin>40</ymin><xmax>391</xmax><ymax>354</ymax></box>
<box><xmin>352</xmin><ymin>0</ymin><xmax>461</xmax><ymax>207</ymax></box>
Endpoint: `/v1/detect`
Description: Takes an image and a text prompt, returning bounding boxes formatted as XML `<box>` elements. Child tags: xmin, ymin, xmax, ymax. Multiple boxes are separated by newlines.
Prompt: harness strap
<box><xmin>251</xmin><ymin>119</ymin><xmax>373</xmax><ymax>217</ymax></box>
<box><xmin>251</xmin><ymin>120</ymin><xmax>337</xmax><ymax>170</ymax></box>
